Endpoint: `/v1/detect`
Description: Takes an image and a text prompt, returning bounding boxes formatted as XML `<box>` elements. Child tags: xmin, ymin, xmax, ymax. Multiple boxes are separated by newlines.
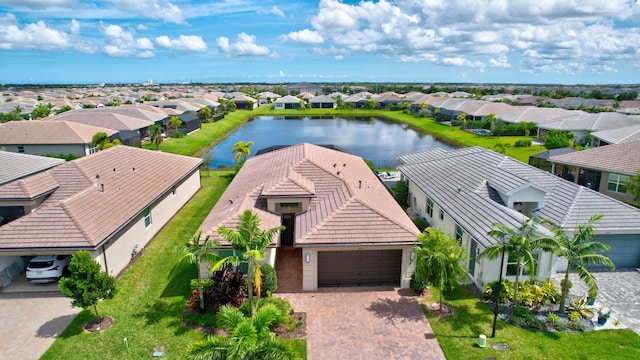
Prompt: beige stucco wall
<box><xmin>301</xmin><ymin>245</ymin><xmax>415</xmax><ymax>291</ymax></box>
<box><xmin>1</xmin><ymin>144</ymin><xmax>88</xmax><ymax>157</ymax></box>
<box><xmin>598</xmin><ymin>170</ymin><xmax>636</xmax><ymax>204</ymax></box>
<box><xmin>92</xmin><ymin>169</ymin><xmax>201</xmax><ymax>276</ymax></box>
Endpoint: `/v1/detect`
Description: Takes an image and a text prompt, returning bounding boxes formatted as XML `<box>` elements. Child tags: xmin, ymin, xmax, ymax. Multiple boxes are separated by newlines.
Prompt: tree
<box><xmin>168</xmin><ymin>116</ymin><xmax>183</xmax><ymax>133</ymax></box>
<box><xmin>457</xmin><ymin>113</ymin><xmax>467</xmax><ymax>129</ymax></box>
<box><xmin>541</xmin><ymin>214</ymin><xmax>615</xmax><ymax>313</ymax></box>
<box><xmin>58</xmin><ymin>250</ymin><xmax>116</xmax><ymax>319</ymax></box>
<box><xmin>213</xmin><ymin>210</ymin><xmax>284</xmax><ymax>317</ymax></box>
<box><xmin>185</xmin><ymin>304</ymin><xmax>298</xmax><ymax>360</ymax></box>
<box><xmin>493</xmin><ymin>143</ymin><xmax>508</xmax><ymax>155</ymax></box>
<box><xmin>480</xmin><ymin>218</ymin><xmax>551</xmax><ymax>314</ymax></box>
<box><xmin>544</xmin><ymin>130</ymin><xmax>574</xmax><ymax>149</ymax></box>
<box><xmin>627</xmin><ymin>171</ymin><xmax>640</xmax><ymax>204</ymax></box>
<box><xmin>32</xmin><ymin>103</ymin><xmax>53</xmax><ymax>119</ymax></box>
<box><xmin>201</xmin><ymin>147</ymin><xmax>214</xmax><ymax>177</ymax></box>
<box><xmin>232</xmin><ymin>140</ymin><xmax>254</xmax><ymax>165</ymax></box>
<box><xmin>413</xmin><ymin>228</ymin><xmax>467</xmax><ymax>310</ymax></box>
<box><xmin>148</xmin><ymin>124</ymin><xmax>163</xmax><ymax>150</ymax></box>
<box><xmin>171</xmin><ymin>230</ymin><xmax>220</xmax><ymax>311</ymax></box>
<box><xmin>56</xmin><ymin>105</ymin><xmax>73</xmax><ymax>114</ymax></box>
<box><xmin>486</xmin><ymin>113</ymin><xmax>497</xmax><ymax>132</ymax></box>
<box><xmin>91</xmin><ymin>132</ymin><xmax>109</xmax><ymax>151</ymax></box>
<box><xmin>199</xmin><ymin>106</ymin><xmax>211</xmax><ymax>120</ymax></box>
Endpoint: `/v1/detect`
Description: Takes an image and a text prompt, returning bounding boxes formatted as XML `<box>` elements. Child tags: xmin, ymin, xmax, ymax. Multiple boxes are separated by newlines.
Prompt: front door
<box><xmin>280</xmin><ymin>214</ymin><xmax>294</xmax><ymax>246</ymax></box>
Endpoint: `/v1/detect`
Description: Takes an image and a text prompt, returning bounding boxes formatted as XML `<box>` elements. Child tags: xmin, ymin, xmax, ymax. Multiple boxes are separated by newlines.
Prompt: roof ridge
<box><xmin>559</xmin><ymin>186</ymin><xmax>582</xmax><ymax>227</ymax></box>
<box><xmin>352</xmin><ymin>196</ymin><xmax>418</xmax><ymax>234</ymax></box>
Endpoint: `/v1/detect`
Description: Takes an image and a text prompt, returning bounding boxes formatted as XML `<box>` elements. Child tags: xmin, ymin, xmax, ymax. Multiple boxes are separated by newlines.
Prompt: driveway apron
<box><xmin>278</xmin><ymin>288</ymin><xmax>445</xmax><ymax>360</ymax></box>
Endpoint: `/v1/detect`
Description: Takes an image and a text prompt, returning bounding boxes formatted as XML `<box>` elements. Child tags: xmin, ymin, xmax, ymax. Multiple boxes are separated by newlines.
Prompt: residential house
<box><xmin>308</xmin><ymin>95</ymin><xmax>337</xmax><ymax>109</ymax></box>
<box><xmin>0</xmin><ymin>120</ymin><xmax>118</xmax><ymax>157</ymax></box>
<box><xmin>0</xmin><ymin>146</ymin><xmax>202</xmax><ymax>282</ymax></box>
<box><xmin>398</xmin><ymin>147</ymin><xmax>640</xmax><ymax>289</ymax></box>
<box><xmin>549</xmin><ymin>139</ymin><xmax>640</xmax><ymax>205</ymax></box>
<box><xmin>230</xmin><ymin>94</ymin><xmax>258</xmax><ymax>110</ymax></box>
<box><xmin>528</xmin><ymin>147</ymin><xmax>576</xmax><ymax>173</ymax></box>
<box><xmin>258</xmin><ymin>92</ymin><xmax>282</xmax><ymax>105</ymax></box>
<box><xmin>590</xmin><ymin>123</ymin><xmax>640</xmax><ymax>147</ymax></box>
<box><xmin>343</xmin><ymin>92</ymin><xmax>375</xmax><ymax>108</ymax></box>
<box><xmin>200</xmin><ymin>143</ymin><xmax>420</xmax><ymax>291</ymax></box>
<box><xmin>273</xmin><ymin>95</ymin><xmax>303</xmax><ymax>110</ymax></box>
<box><xmin>374</xmin><ymin>92</ymin><xmax>406</xmax><ymax>110</ymax></box>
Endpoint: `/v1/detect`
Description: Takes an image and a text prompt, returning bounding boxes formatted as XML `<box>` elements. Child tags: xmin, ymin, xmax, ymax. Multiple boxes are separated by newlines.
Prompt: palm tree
<box><xmin>493</xmin><ymin>143</ymin><xmax>508</xmax><ymax>155</ymax></box>
<box><xmin>185</xmin><ymin>304</ymin><xmax>298</xmax><ymax>360</ymax></box>
<box><xmin>480</xmin><ymin>218</ymin><xmax>551</xmax><ymax>314</ymax></box>
<box><xmin>148</xmin><ymin>124</ymin><xmax>163</xmax><ymax>150</ymax></box>
<box><xmin>213</xmin><ymin>210</ymin><xmax>284</xmax><ymax>317</ymax></box>
<box><xmin>171</xmin><ymin>230</ymin><xmax>220</xmax><ymax>311</ymax></box>
<box><xmin>540</xmin><ymin>214</ymin><xmax>615</xmax><ymax>313</ymax></box>
<box><xmin>413</xmin><ymin>228</ymin><xmax>467</xmax><ymax>310</ymax></box>
<box><xmin>168</xmin><ymin>116</ymin><xmax>183</xmax><ymax>133</ymax></box>
<box><xmin>231</xmin><ymin>140</ymin><xmax>254</xmax><ymax>165</ymax></box>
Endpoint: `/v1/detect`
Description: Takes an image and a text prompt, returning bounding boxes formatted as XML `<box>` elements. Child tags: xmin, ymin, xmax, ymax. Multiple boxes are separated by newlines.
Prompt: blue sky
<box><xmin>1</xmin><ymin>0</ymin><xmax>639</xmax><ymax>85</ymax></box>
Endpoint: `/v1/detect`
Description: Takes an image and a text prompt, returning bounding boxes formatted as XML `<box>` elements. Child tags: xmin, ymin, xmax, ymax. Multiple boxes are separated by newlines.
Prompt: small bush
<box><xmin>482</xmin><ymin>280</ymin><xmax>514</xmax><ymax>303</ymax></box>
<box><xmin>514</xmin><ymin>306</ymin><xmax>533</xmax><ymax>321</ymax></box>
<box><xmin>170</xmin><ymin>131</ymin><xmax>185</xmax><ymax>138</ymax></box>
<box><xmin>514</xmin><ymin>138</ymin><xmax>532</xmax><ymax>147</ymax></box>
<box><xmin>553</xmin><ymin>321</ymin><xmax>569</xmax><ymax>331</ymax></box>
<box><xmin>567</xmin><ymin>296</ymin><xmax>594</xmax><ymax>319</ymax></box>
<box><xmin>413</xmin><ymin>218</ymin><xmax>429</xmax><ymax>232</ymax></box>
<box><xmin>568</xmin><ymin>320</ymin><xmax>586</xmax><ymax>332</ymax></box>
<box><xmin>190</xmin><ymin>278</ymin><xmax>214</xmax><ymax>293</ymax></box>
<box><xmin>260</xmin><ymin>264</ymin><xmax>278</xmax><ymax>297</ymax></box>
<box><xmin>547</xmin><ymin>312</ymin><xmax>560</xmax><ymax>325</ymax></box>
<box><xmin>568</xmin><ymin>311</ymin><xmax>581</xmax><ymax>322</ymax></box>
<box><xmin>410</xmin><ymin>273</ymin><xmax>428</xmax><ymax>295</ymax></box>
<box><xmin>207</xmin><ymin>268</ymin><xmax>247</xmax><ymax>310</ymax></box>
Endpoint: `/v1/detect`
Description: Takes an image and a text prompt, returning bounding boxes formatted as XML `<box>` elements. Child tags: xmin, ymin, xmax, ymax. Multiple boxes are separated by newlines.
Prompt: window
<box><xmin>279</xmin><ymin>202</ymin><xmax>300</xmax><ymax>208</ymax></box>
<box><xmin>607</xmin><ymin>173</ymin><xmax>628</xmax><ymax>194</ymax></box>
<box><xmin>455</xmin><ymin>225</ymin><xmax>463</xmax><ymax>245</ymax></box>
<box><xmin>18</xmin><ymin>146</ymin><xmax>24</xmax><ymax>153</ymax></box>
<box><xmin>426</xmin><ymin>198</ymin><xmax>434</xmax><ymax>217</ymax></box>
<box><xmin>143</xmin><ymin>208</ymin><xmax>152</xmax><ymax>228</ymax></box>
<box><xmin>439</xmin><ymin>209</ymin><xmax>444</xmax><ymax>221</ymax></box>
<box><xmin>506</xmin><ymin>252</ymin><xmax>539</xmax><ymax>277</ymax></box>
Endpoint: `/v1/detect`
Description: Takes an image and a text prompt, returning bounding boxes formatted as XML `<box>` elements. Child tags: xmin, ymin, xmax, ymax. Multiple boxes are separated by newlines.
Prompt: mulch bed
<box><xmin>84</xmin><ymin>316</ymin><xmax>113</xmax><ymax>332</ymax></box>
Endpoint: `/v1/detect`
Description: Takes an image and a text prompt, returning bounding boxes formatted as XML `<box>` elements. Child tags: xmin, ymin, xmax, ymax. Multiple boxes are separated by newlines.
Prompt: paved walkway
<box><xmin>553</xmin><ymin>268</ymin><xmax>640</xmax><ymax>334</ymax></box>
<box><xmin>277</xmin><ymin>287</ymin><xmax>445</xmax><ymax>360</ymax></box>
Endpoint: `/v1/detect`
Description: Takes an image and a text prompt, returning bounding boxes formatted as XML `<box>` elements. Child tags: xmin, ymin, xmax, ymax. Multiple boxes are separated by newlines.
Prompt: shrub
<box><xmin>241</xmin><ymin>296</ymin><xmax>291</xmax><ymax>327</ymax></box>
<box><xmin>413</xmin><ymin>218</ymin><xmax>429</xmax><ymax>232</ymax></box>
<box><xmin>567</xmin><ymin>296</ymin><xmax>594</xmax><ymax>319</ymax></box>
<box><xmin>260</xmin><ymin>264</ymin><xmax>278</xmax><ymax>297</ymax></box>
<box><xmin>514</xmin><ymin>306</ymin><xmax>533</xmax><ymax>321</ymax></box>
<box><xmin>547</xmin><ymin>312</ymin><xmax>560</xmax><ymax>325</ymax></box>
<box><xmin>482</xmin><ymin>280</ymin><xmax>514</xmax><ymax>303</ymax></box>
<box><xmin>553</xmin><ymin>321</ymin><xmax>569</xmax><ymax>331</ymax></box>
<box><xmin>514</xmin><ymin>138</ymin><xmax>532</xmax><ymax>147</ymax></box>
<box><xmin>170</xmin><ymin>131</ymin><xmax>185</xmax><ymax>138</ymax></box>
<box><xmin>567</xmin><ymin>320</ymin><xmax>586</xmax><ymax>332</ymax></box>
<box><xmin>410</xmin><ymin>272</ymin><xmax>428</xmax><ymax>295</ymax></box>
<box><xmin>190</xmin><ymin>278</ymin><xmax>214</xmax><ymax>294</ymax></box>
<box><xmin>568</xmin><ymin>311</ymin><xmax>581</xmax><ymax>322</ymax></box>
<box><xmin>517</xmin><ymin>279</ymin><xmax>560</xmax><ymax>310</ymax></box>
<box><xmin>207</xmin><ymin>268</ymin><xmax>247</xmax><ymax>310</ymax></box>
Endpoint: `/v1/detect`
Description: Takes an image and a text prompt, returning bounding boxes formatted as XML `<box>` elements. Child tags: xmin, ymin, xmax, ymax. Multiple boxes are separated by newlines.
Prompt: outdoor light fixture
<box><xmin>410</xmin><ymin>250</ymin><xmax>416</xmax><ymax>261</ymax></box>
<box><xmin>305</xmin><ymin>252</ymin><xmax>311</xmax><ymax>263</ymax></box>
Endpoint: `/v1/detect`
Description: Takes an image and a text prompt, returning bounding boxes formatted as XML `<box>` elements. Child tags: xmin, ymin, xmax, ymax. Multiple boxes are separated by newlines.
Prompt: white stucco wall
<box><xmin>1</xmin><ymin>144</ymin><xmax>88</xmax><ymax>157</ymax></box>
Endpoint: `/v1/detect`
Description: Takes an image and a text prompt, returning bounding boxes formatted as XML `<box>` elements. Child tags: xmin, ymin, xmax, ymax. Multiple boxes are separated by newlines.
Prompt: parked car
<box><xmin>25</xmin><ymin>255</ymin><xmax>71</xmax><ymax>283</ymax></box>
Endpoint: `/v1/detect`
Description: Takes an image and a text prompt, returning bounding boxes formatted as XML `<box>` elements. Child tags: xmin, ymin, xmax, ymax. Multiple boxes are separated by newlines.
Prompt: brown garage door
<box><xmin>318</xmin><ymin>250</ymin><xmax>402</xmax><ymax>287</ymax></box>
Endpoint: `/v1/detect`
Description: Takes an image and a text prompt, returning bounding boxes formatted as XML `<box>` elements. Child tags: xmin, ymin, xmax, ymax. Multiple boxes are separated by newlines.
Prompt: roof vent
<box><xmin>343</xmin><ymin>163</ymin><xmax>346</xmax><ymax>167</ymax></box>
<box><xmin>337</xmin><ymin>171</ymin><xmax>341</xmax><ymax>175</ymax></box>
<box><xmin>113</xmin><ymin>168</ymin><xmax>116</xmax><ymax>172</ymax></box>
<box><xmin>132</xmin><ymin>167</ymin><xmax>135</xmax><ymax>171</ymax></box>
<box><xmin>333</xmin><ymin>164</ymin><xmax>337</xmax><ymax>167</ymax></box>
<box><xmin>100</xmin><ymin>184</ymin><xmax>104</xmax><ymax>192</ymax></box>
<box><xmin>96</xmin><ymin>174</ymin><xmax>99</xmax><ymax>179</ymax></box>
<box><xmin>229</xmin><ymin>199</ymin><xmax>234</xmax><ymax>204</ymax></box>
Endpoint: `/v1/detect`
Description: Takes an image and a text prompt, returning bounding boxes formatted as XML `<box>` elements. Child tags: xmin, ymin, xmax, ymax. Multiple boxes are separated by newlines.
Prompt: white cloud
<box><xmin>296</xmin><ymin>0</ymin><xmax>640</xmax><ymax>75</ymax></box>
<box><xmin>0</xmin><ymin>0</ymin><xmax>77</xmax><ymax>7</ymax></box>
<box><xmin>282</xmin><ymin>29</ymin><xmax>324</xmax><ymax>44</ymax></box>
<box><xmin>216</xmin><ymin>32</ymin><xmax>270</xmax><ymax>56</ymax></box>
<box><xmin>100</xmin><ymin>22</ymin><xmax>154</xmax><ymax>58</ymax></box>
<box><xmin>155</xmin><ymin>35</ymin><xmax>207</xmax><ymax>52</ymax></box>
<box><xmin>107</xmin><ymin>0</ymin><xmax>184</xmax><ymax>24</ymax></box>
<box><xmin>0</xmin><ymin>13</ymin><xmax>84</xmax><ymax>51</ymax></box>
<box><xmin>268</xmin><ymin>6</ymin><xmax>285</xmax><ymax>17</ymax></box>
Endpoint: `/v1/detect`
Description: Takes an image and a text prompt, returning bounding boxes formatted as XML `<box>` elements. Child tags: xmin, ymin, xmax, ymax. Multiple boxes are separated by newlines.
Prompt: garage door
<box><xmin>594</xmin><ymin>235</ymin><xmax>640</xmax><ymax>268</ymax></box>
<box><xmin>318</xmin><ymin>250</ymin><xmax>402</xmax><ymax>287</ymax></box>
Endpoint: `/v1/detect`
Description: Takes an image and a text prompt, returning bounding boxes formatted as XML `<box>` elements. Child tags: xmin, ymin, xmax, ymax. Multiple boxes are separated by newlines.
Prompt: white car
<box><xmin>25</xmin><ymin>255</ymin><xmax>71</xmax><ymax>283</ymax></box>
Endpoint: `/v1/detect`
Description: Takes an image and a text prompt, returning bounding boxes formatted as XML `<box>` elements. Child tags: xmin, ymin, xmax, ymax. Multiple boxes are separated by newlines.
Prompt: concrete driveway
<box><xmin>277</xmin><ymin>287</ymin><xmax>445</xmax><ymax>360</ymax></box>
<box><xmin>0</xmin><ymin>277</ymin><xmax>79</xmax><ymax>360</ymax></box>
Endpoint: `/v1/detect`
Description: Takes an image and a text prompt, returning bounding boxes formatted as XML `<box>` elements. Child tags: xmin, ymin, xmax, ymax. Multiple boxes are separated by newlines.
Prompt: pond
<box><xmin>207</xmin><ymin>116</ymin><xmax>456</xmax><ymax>168</ymax></box>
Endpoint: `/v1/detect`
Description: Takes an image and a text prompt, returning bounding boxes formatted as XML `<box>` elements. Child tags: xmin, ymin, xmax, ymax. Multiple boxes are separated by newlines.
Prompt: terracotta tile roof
<box><xmin>549</xmin><ymin>139</ymin><xmax>640</xmax><ymax>175</ymax></box>
<box><xmin>201</xmin><ymin>143</ymin><xmax>419</xmax><ymax>247</ymax></box>
<box><xmin>0</xmin><ymin>146</ymin><xmax>202</xmax><ymax>251</ymax></box>
<box><xmin>0</xmin><ymin>120</ymin><xmax>118</xmax><ymax>144</ymax></box>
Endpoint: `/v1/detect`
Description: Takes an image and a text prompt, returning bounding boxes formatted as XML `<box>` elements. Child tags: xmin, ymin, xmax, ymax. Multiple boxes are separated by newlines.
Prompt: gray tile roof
<box><xmin>591</xmin><ymin>124</ymin><xmax>640</xmax><ymax>144</ymax></box>
<box><xmin>398</xmin><ymin>147</ymin><xmax>640</xmax><ymax>248</ymax></box>
<box><xmin>549</xmin><ymin>139</ymin><xmax>640</xmax><ymax>175</ymax></box>
<box><xmin>0</xmin><ymin>151</ymin><xmax>64</xmax><ymax>185</ymax></box>
<box><xmin>201</xmin><ymin>143</ymin><xmax>419</xmax><ymax>247</ymax></box>
<box><xmin>0</xmin><ymin>146</ymin><xmax>202</xmax><ymax>251</ymax></box>
<box><xmin>49</xmin><ymin>109</ymin><xmax>154</xmax><ymax>131</ymax></box>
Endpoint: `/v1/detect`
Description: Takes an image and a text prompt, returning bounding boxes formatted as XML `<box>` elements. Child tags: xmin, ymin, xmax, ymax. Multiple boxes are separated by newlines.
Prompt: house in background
<box><xmin>590</xmin><ymin>123</ymin><xmax>640</xmax><ymax>147</ymax></box>
<box><xmin>0</xmin><ymin>146</ymin><xmax>202</xmax><ymax>282</ymax></box>
<box><xmin>230</xmin><ymin>94</ymin><xmax>258</xmax><ymax>110</ymax></box>
<box><xmin>308</xmin><ymin>95</ymin><xmax>337</xmax><ymax>109</ymax></box>
<box><xmin>398</xmin><ymin>146</ymin><xmax>640</xmax><ymax>289</ymax></box>
<box><xmin>528</xmin><ymin>147</ymin><xmax>576</xmax><ymax>173</ymax></box>
<box><xmin>273</xmin><ymin>95</ymin><xmax>302</xmax><ymax>110</ymax></box>
<box><xmin>200</xmin><ymin>143</ymin><xmax>420</xmax><ymax>291</ymax></box>
<box><xmin>0</xmin><ymin>120</ymin><xmax>118</xmax><ymax>157</ymax></box>
<box><xmin>549</xmin><ymin>139</ymin><xmax>640</xmax><ymax>205</ymax></box>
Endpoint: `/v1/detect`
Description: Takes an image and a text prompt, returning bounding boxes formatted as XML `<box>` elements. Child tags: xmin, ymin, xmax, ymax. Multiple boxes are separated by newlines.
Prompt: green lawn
<box><xmin>41</xmin><ymin>173</ymin><xmax>306</xmax><ymax>359</ymax></box>
<box><xmin>425</xmin><ymin>286</ymin><xmax>640</xmax><ymax>360</ymax></box>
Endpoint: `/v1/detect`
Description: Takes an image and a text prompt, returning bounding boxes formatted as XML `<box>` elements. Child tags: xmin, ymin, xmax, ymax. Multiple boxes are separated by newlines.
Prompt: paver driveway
<box><xmin>277</xmin><ymin>287</ymin><xmax>445</xmax><ymax>360</ymax></box>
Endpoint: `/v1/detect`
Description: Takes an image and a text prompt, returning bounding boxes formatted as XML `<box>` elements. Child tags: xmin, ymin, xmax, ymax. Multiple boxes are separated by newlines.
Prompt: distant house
<box><xmin>258</xmin><ymin>92</ymin><xmax>281</xmax><ymax>105</ymax></box>
<box><xmin>0</xmin><ymin>120</ymin><xmax>118</xmax><ymax>157</ymax></box>
<box><xmin>398</xmin><ymin>147</ymin><xmax>640</xmax><ymax>289</ymax></box>
<box><xmin>343</xmin><ymin>92</ymin><xmax>375</xmax><ymax>108</ymax></box>
<box><xmin>590</xmin><ymin>123</ymin><xmax>640</xmax><ymax>147</ymax></box>
<box><xmin>308</xmin><ymin>95</ymin><xmax>337</xmax><ymax>109</ymax></box>
<box><xmin>273</xmin><ymin>95</ymin><xmax>302</xmax><ymax>110</ymax></box>
<box><xmin>230</xmin><ymin>94</ymin><xmax>258</xmax><ymax>110</ymax></box>
<box><xmin>0</xmin><ymin>146</ymin><xmax>202</xmax><ymax>281</ymax></box>
<box><xmin>549</xmin><ymin>139</ymin><xmax>640</xmax><ymax>205</ymax></box>
<box><xmin>200</xmin><ymin>143</ymin><xmax>420</xmax><ymax>291</ymax></box>
<box><xmin>528</xmin><ymin>147</ymin><xmax>576</xmax><ymax>173</ymax></box>
<box><xmin>374</xmin><ymin>92</ymin><xmax>405</xmax><ymax>110</ymax></box>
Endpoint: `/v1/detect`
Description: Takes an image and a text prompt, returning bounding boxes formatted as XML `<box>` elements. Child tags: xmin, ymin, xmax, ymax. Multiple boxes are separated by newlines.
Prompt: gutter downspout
<box><xmin>102</xmin><ymin>244</ymin><xmax>109</xmax><ymax>274</ymax></box>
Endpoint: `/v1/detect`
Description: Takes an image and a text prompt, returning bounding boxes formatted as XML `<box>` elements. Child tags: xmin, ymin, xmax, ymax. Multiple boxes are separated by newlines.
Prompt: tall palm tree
<box><xmin>148</xmin><ymin>124</ymin><xmax>163</xmax><ymax>150</ymax></box>
<box><xmin>231</xmin><ymin>140</ymin><xmax>254</xmax><ymax>165</ymax></box>
<box><xmin>541</xmin><ymin>214</ymin><xmax>614</xmax><ymax>313</ymax></box>
<box><xmin>480</xmin><ymin>218</ymin><xmax>551</xmax><ymax>314</ymax></box>
<box><xmin>171</xmin><ymin>230</ymin><xmax>220</xmax><ymax>311</ymax></box>
<box><xmin>413</xmin><ymin>228</ymin><xmax>467</xmax><ymax>310</ymax></box>
<box><xmin>185</xmin><ymin>304</ymin><xmax>298</xmax><ymax>360</ymax></box>
<box><xmin>213</xmin><ymin>210</ymin><xmax>284</xmax><ymax>317</ymax></box>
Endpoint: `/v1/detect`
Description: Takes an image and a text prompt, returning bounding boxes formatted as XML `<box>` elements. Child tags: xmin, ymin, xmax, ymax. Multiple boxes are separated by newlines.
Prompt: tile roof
<box><xmin>0</xmin><ymin>151</ymin><xmax>64</xmax><ymax>185</ymax></box>
<box><xmin>0</xmin><ymin>120</ymin><xmax>118</xmax><ymax>144</ymax></box>
<box><xmin>549</xmin><ymin>139</ymin><xmax>640</xmax><ymax>175</ymax></box>
<box><xmin>274</xmin><ymin>95</ymin><xmax>302</xmax><ymax>104</ymax></box>
<box><xmin>0</xmin><ymin>146</ymin><xmax>202</xmax><ymax>251</ymax></box>
<box><xmin>398</xmin><ymin>147</ymin><xmax>640</xmax><ymax>248</ymax></box>
<box><xmin>48</xmin><ymin>109</ymin><xmax>154</xmax><ymax>131</ymax></box>
<box><xmin>201</xmin><ymin>143</ymin><xmax>419</xmax><ymax>247</ymax></box>
<box><xmin>591</xmin><ymin>124</ymin><xmax>640</xmax><ymax>144</ymax></box>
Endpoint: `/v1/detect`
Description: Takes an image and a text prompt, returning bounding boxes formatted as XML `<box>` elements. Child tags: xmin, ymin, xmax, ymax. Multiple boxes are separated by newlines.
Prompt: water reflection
<box><xmin>208</xmin><ymin>116</ymin><xmax>454</xmax><ymax>168</ymax></box>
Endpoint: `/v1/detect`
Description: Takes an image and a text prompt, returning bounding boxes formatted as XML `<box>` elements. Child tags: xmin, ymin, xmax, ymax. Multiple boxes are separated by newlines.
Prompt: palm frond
<box><xmin>216</xmin><ymin>305</ymin><xmax>246</xmax><ymax>333</ymax></box>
